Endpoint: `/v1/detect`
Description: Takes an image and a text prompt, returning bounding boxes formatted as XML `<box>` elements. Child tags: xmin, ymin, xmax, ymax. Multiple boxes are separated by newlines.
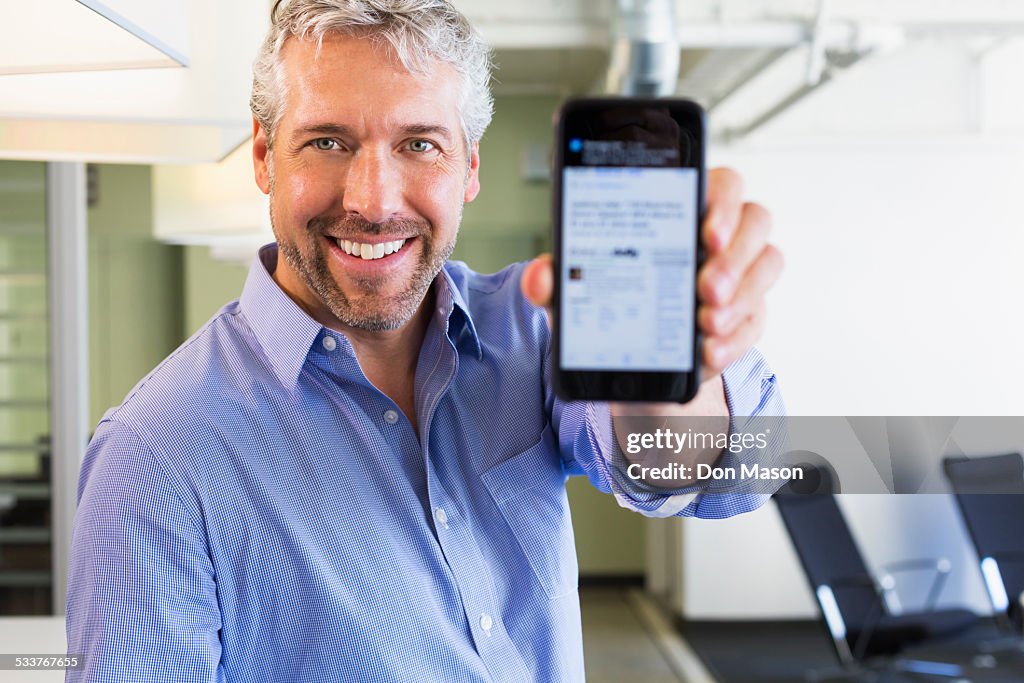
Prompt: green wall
<box><xmin>0</xmin><ymin>161</ymin><xmax>48</xmax><ymax>476</ymax></box>
<box><xmin>452</xmin><ymin>95</ymin><xmax>559</xmax><ymax>272</ymax></box>
<box><xmin>183</xmin><ymin>246</ymin><xmax>248</xmax><ymax>336</ymax></box>
<box><xmin>0</xmin><ymin>162</ymin><xmax>186</xmax><ymax>469</ymax></box>
<box><xmin>87</xmin><ymin>165</ymin><xmax>184</xmax><ymax>427</ymax></box>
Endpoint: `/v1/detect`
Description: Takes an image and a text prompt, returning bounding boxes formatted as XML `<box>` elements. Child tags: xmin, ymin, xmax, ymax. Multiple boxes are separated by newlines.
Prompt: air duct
<box><xmin>604</xmin><ymin>0</ymin><xmax>680</xmax><ymax>96</ymax></box>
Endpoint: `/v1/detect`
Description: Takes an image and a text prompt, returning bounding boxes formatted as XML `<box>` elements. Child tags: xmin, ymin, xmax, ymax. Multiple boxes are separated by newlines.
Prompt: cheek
<box><xmin>276</xmin><ymin>166</ymin><xmax>343</xmax><ymax>227</ymax></box>
<box><xmin>408</xmin><ymin>170</ymin><xmax>464</xmax><ymax>225</ymax></box>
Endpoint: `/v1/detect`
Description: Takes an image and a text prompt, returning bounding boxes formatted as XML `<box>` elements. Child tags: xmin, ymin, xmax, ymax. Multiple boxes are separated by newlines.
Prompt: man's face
<box><xmin>252</xmin><ymin>33</ymin><xmax>480</xmax><ymax>332</ymax></box>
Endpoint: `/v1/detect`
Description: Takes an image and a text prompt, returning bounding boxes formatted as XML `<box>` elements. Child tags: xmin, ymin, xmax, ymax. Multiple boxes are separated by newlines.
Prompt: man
<box><xmin>67</xmin><ymin>0</ymin><xmax>783</xmax><ymax>681</ymax></box>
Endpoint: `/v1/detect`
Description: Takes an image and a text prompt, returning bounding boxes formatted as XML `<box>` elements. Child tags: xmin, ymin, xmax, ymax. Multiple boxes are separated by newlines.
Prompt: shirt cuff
<box><xmin>564</xmin><ymin>347</ymin><xmax>785</xmax><ymax>519</ymax></box>
<box><xmin>587</xmin><ymin>400</ymin><xmax>705</xmax><ymax>518</ymax></box>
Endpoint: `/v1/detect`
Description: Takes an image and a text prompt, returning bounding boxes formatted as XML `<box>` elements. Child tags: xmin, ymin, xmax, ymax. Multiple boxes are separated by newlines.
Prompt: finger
<box><xmin>699</xmin><ymin>202</ymin><xmax>773</xmax><ymax>306</ymax></box>
<box><xmin>521</xmin><ymin>253</ymin><xmax>554</xmax><ymax>310</ymax></box>
<box><xmin>699</xmin><ymin>244</ymin><xmax>783</xmax><ymax>337</ymax></box>
<box><xmin>703</xmin><ymin>167</ymin><xmax>745</xmax><ymax>252</ymax></box>
<box><xmin>703</xmin><ymin>302</ymin><xmax>766</xmax><ymax>376</ymax></box>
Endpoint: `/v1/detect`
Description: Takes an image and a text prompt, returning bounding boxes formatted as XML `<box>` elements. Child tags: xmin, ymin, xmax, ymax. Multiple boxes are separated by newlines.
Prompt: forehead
<box><xmin>277</xmin><ymin>32</ymin><xmax>463</xmax><ymax>133</ymax></box>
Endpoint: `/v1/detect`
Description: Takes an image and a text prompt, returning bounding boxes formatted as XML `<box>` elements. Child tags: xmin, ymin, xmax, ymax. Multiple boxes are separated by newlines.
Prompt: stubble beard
<box><xmin>268</xmin><ymin>168</ymin><xmax>459</xmax><ymax>332</ymax></box>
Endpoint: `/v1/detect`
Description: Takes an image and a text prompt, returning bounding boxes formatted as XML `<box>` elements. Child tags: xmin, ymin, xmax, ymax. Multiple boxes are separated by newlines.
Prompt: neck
<box><xmin>338</xmin><ymin>292</ymin><xmax>432</xmax><ymax>436</ymax></box>
<box><xmin>338</xmin><ymin>290</ymin><xmax>433</xmax><ymax>380</ymax></box>
<box><xmin>271</xmin><ymin>255</ymin><xmax>435</xmax><ymax>432</ymax></box>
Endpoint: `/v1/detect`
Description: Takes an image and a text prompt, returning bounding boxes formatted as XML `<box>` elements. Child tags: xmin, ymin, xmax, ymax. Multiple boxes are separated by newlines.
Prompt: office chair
<box><xmin>775</xmin><ymin>469</ymin><xmax>977</xmax><ymax>681</ymax></box>
<box><xmin>943</xmin><ymin>453</ymin><xmax>1024</xmax><ymax>634</ymax></box>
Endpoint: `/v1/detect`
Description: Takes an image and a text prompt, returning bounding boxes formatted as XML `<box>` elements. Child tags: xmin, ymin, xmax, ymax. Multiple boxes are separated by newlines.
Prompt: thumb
<box><xmin>520</xmin><ymin>253</ymin><xmax>554</xmax><ymax>320</ymax></box>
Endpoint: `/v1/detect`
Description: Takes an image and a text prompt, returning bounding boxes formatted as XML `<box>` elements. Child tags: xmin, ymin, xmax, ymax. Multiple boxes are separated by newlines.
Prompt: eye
<box><xmin>408</xmin><ymin>139</ymin><xmax>436</xmax><ymax>153</ymax></box>
<box><xmin>312</xmin><ymin>138</ymin><xmax>340</xmax><ymax>151</ymax></box>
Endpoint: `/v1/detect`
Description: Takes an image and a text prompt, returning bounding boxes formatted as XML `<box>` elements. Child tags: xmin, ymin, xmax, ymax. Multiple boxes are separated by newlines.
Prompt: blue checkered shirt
<box><xmin>66</xmin><ymin>244</ymin><xmax>782</xmax><ymax>682</ymax></box>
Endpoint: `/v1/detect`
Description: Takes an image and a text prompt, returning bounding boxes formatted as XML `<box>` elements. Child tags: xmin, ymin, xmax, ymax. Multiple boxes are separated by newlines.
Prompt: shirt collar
<box><xmin>239</xmin><ymin>244</ymin><xmax>324</xmax><ymax>392</ymax></box>
<box><xmin>438</xmin><ymin>264</ymin><xmax>483</xmax><ymax>361</ymax></box>
<box><xmin>239</xmin><ymin>244</ymin><xmax>483</xmax><ymax>392</ymax></box>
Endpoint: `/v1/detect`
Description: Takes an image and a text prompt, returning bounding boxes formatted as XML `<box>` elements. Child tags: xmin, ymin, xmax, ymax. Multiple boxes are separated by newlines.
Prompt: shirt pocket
<box><xmin>480</xmin><ymin>426</ymin><xmax>579</xmax><ymax>600</ymax></box>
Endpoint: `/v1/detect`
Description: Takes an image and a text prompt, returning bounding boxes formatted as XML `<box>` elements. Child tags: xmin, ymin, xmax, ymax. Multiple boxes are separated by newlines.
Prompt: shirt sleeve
<box><xmin>66</xmin><ymin>419</ymin><xmax>224</xmax><ymax>682</ymax></box>
<box><xmin>547</xmin><ymin>345</ymin><xmax>786</xmax><ymax>520</ymax></box>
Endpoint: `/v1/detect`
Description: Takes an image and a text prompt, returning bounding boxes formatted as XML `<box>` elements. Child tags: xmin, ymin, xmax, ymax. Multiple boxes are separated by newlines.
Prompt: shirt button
<box><xmin>383</xmin><ymin>409</ymin><xmax>399</xmax><ymax>424</ymax></box>
<box><xmin>321</xmin><ymin>336</ymin><xmax>337</xmax><ymax>352</ymax></box>
<box><xmin>435</xmin><ymin>507</ymin><xmax>448</xmax><ymax>529</ymax></box>
<box><xmin>479</xmin><ymin>613</ymin><xmax>493</xmax><ymax>633</ymax></box>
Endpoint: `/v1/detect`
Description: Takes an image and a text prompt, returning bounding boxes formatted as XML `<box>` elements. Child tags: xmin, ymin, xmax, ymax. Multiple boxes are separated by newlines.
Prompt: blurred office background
<box><xmin>2</xmin><ymin>0</ymin><xmax>1024</xmax><ymax>681</ymax></box>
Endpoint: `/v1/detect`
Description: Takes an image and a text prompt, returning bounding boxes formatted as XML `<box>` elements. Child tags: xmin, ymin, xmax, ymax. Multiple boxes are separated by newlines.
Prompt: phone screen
<box><xmin>556</xmin><ymin>101</ymin><xmax>703</xmax><ymax>390</ymax></box>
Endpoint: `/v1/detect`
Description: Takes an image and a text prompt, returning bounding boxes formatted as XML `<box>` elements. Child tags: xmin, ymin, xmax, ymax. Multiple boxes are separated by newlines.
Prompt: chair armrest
<box><xmin>828</xmin><ymin>574</ymin><xmax>886</xmax><ymax>608</ymax></box>
<box><xmin>978</xmin><ymin>553</ymin><xmax>1024</xmax><ymax>622</ymax></box>
<box><xmin>816</xmin><ymin>575</ymin><xmax>885</xmax><ymax>662</ymax></box>
<box><xmin>877</xmin><ymin>557</ymin><xmax>952</xmax><ymax>612</ymax></box>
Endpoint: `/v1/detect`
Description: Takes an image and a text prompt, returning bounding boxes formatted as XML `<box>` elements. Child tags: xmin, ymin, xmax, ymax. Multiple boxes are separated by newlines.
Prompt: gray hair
<box><xmin>251</xmin><ymin>0</ymin><xmax>494</xmax><ymax>150</ymax></box>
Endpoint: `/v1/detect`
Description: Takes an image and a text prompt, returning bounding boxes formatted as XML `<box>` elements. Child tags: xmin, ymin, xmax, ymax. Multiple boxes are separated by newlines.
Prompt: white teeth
<box><xmin>336</xmin><ymin>237</ymin><xmax>409</xmax><ymax>260</ymax></box>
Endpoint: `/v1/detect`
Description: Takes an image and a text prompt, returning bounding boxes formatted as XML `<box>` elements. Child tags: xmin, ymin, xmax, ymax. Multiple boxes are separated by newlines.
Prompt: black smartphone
<box><xmin>552</xmin><ymin>97</ymin><xmax>706</xmax><ymax>403</ymax></box>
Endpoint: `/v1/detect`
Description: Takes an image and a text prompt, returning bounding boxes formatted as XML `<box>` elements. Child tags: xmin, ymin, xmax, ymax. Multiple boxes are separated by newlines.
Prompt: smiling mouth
<box><xmin>332</xmin><ymin>237</ymin><xmax>410</xmax><ymax>261</ymax></box>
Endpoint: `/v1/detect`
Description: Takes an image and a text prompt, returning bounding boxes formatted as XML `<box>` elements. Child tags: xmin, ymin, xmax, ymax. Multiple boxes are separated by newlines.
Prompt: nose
<box><xmin>342</xmin><ymin>148</ymin><xmax>402</xmax><ymax>225</ymax></box>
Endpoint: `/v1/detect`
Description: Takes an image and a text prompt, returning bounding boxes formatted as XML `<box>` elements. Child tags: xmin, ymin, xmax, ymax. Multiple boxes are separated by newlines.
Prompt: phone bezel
<box><xmin>551</xmin><ymin>97</ymin><xmax>707</xmax><ymax>403</ymax></box>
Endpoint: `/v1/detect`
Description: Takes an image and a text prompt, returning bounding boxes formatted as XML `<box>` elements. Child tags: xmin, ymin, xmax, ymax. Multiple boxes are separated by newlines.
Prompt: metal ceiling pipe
<box><xmin>603</xmin><ymin>0</ymin><xmax>680</xmax><ymax>96</ymax></box>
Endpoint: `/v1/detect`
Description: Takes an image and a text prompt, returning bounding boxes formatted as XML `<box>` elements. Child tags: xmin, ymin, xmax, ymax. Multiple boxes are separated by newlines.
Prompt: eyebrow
<box><xmin>290</xmin><ymin>123</ymin><xmax>455</xmax><ymax>144</ymax></box>
<box><xmin>400</xmin><ymin>124</ymin><xmax>455</xmax><ymax>142</ymax></box>
<box><xmin>291</xmin><ymin>123</ymin><xmax>353</xmax><ymax>140</ymax></box>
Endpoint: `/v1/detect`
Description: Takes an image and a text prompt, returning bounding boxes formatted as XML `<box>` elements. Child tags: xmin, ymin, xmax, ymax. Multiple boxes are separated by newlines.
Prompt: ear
<box><xmin>463</xmin><ymin>141</ymin><xmax>481</xmax><ymax>203</ymax></box>
<box><xmin>252</xmin><ymin>118</ymin><xmax>271</xmax><ymax>195</ymax></box>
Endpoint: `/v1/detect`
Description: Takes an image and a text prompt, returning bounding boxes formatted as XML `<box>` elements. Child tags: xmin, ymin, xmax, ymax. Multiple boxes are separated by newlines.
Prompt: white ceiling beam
<box><xmin>0</xmin><ymin>0</ymin><xmax>189</xmax><ymax>75</ymax></box>
<box><xmin>0</xmin><ymin>0</ymin><xmax>267</xmax><ymax>164</ymax></box>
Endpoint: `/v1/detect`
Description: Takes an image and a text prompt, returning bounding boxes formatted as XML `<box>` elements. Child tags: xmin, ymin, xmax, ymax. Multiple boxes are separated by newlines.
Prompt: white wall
<box><xmin>730</xmin><ymin>138</ymin><xmax>1024</xmax><ymax>416</ymax></box>
<box><xmin>664</xmin><ymin>21</ymin><xmax>1024</xmax><ymax>620</ymax></box>
<box><xmin>674</xmin><ymin>136</ymin><xmax>1024</xmax><ymax>619</ymax></box>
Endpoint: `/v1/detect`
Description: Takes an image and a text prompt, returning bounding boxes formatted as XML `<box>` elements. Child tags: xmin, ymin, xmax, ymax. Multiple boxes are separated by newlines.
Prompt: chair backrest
<box><xmin>775</xmin><ymin>476</ymin><xmax>885</xmax><ymax>647</ymax></box>
<box><xmin>943</xmin><ymin>453</ymin><xmax>1024</xmax><ymax>495</ymax></box>
<box><xmin>943</xmin><ymin>453</ymin><xmax>1024</xmax><ymax>618</ymax></box>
